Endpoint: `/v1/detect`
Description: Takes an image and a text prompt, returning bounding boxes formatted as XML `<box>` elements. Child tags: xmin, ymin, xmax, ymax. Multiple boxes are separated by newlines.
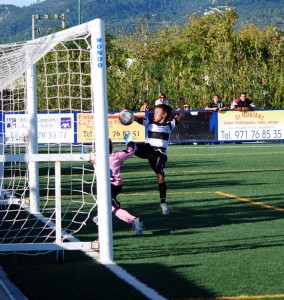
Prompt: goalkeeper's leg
<box><xmin>112</xmin><ymin>207</ymin><xmax>143</xmax><ymax>236</ymax></box>
<box><xmin>112</xmin><ymin>206</ymin><xmax>135</xmax><ymax>224</ymax></box>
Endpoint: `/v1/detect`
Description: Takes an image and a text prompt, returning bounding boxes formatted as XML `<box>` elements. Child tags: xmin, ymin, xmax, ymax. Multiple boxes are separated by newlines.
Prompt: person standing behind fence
<box><xmin>205</xmin><ymin>95</ymin><xmax>228</xmax><ymax>111</ymax></box>
<box><xmin>133</xmin><ymin>96</ymin><xmax>185</xmax><ymax>215</ymax></box>
<box><xmin>177</xmin><ymin>103</ymin><xmax>190</xmax><ymax>111</ymax></box>
<box><xmin>155</xmin><ymin>93</ymin><xmax>169</xmax><ymax>106</ymax></box>
<box><xmin>231</xmin><ymin>92</ymin><xmax>255</xmax><ymax>111</ymax></box>
<box><xmin>183</xmin><ymin>103</ymin><xmax>190</xmax><ymax>110</ymax></box>
<box><xmin>140</xmin><ymin>100</ymin><xmax>153</xmax><ymax>111</ymax></box>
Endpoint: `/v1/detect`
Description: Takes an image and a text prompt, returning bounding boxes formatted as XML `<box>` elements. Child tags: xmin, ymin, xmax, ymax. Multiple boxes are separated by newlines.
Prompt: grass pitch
<box><xmin>0</xmin><ymin>142</ymin><xmax>284</xmax><ymax>300</ymax></box>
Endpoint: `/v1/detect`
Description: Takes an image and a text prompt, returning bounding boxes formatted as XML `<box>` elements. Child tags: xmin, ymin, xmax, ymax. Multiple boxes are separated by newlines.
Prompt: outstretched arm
<box><xmin>219</xmin><ymin>105</ymin><xmax>228</xmax><ymax>111</ymax></box>
<box><xmin>176</xmin><ymin>96</ymin><xmax>185</xmax><ymax>122</ymax></box>
<box><xmin>204</xmin><ymin>105</ymin><xmax>217</xmax><ymax>111</ymax></box>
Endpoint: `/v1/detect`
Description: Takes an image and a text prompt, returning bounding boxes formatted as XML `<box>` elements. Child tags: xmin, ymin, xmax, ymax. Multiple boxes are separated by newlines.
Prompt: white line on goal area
<box><xmin>20</xmin><ymin>210</ymin><xmax>167</xmax><ymax>300</ymax></box>
<box><xmin>0</xmin><ymin>194</ymin><xmax>164</xmax><ymax>300</ymax></box>
<box><xmin>0</xmin><ymin>154</ymin><xmax>166</xmax><ymax>299</ymax></box>
<box><xmin>0</xmin><ymin>267</ymin><xmax>28</xmax><ymax>300</ymax></box>
<box><xmin>86</xmin><ymin>250</ymin><xmax>167</xmax><ymax>300</ymax></box>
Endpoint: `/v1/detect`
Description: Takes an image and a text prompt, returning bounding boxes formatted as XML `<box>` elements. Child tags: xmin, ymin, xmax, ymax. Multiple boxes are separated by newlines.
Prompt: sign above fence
<box><xmin>218</xmin><ymin>110</ymin><xmax>284</xmax><ymax>141</ymax></box>
<box><xmin>4</xmin><ymin>110</ymin><xmax>284</xmax><ymax>144</ymax></box>
<box><xmin>4</xmin><ymin>112</ymin><xmax>145</xmax><ymax>144</ymax></box>
<box><xmin>5</xmin><ymin>113</ymin><xmax>74</xmax><ymax>144</ymax></box>
<box><xmin>76</xmin><ymin>112</ymin><xmax>145</xmax><ymax>143</ymax></box>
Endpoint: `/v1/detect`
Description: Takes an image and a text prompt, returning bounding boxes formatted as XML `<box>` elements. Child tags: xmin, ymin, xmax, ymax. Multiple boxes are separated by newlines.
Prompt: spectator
<box><xmin>177</xmin><ymin>103</ymin><xmax>190</xmax><ymax>111</ymax></box>
<box><xmin>183</xmin><ymin>103</ymin><xmax>190</xmax><ymax>110</ymax></box>
<box><xmin>205</xmin><ymin>95</ymin><xmax>228</xmax><ymax>111</ymax></box>
<box><xmin>155</xmin><ymin>93</ymin><xmax>169</xmax><ymax>106</ymax></box>
<box><xmin>231</xmin><ymin>92</ymin><xmax>255</xmax><ymax>111</ymax></box>
<box><xmin>140</xmin><ymin>100</ymin><xmax>153</xmax><ymax>111</ymax></box>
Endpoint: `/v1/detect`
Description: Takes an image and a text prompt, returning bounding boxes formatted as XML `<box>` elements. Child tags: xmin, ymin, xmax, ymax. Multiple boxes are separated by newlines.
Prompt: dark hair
<box><xmin>155</xmin><ymin>104</ymin><xmax>172</xmax><ymax>120</ymax></box>
<box><xmin>109</xmin><ymin>139</ymin><xmax>113</xmax><ymax>153</ymax></box>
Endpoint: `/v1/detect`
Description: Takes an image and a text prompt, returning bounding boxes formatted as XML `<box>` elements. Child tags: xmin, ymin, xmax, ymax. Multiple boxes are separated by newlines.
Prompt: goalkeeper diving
<box><xmin>90</xmin><ymin>135</ymin><xmax>143</xmax><ymax>236</ymax></box>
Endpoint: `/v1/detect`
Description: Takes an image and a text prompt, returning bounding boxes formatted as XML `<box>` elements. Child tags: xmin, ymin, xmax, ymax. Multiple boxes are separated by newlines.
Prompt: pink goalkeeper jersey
<box><xmin>93</xmin><ymin>144</ymin><xmax>136</xmax><ymax>187</ymax></box>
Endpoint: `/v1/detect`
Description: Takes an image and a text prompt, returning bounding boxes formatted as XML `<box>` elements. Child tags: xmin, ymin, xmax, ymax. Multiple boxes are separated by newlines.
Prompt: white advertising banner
<box><xmin>5</xmin><ymin>113</ymin><xmax>74</xmax><ymax>144</ymax></box>
<box><xmin>218</xmin><ymin>110</ymin><xmax>284</xmax><ymax>141</ymax></box>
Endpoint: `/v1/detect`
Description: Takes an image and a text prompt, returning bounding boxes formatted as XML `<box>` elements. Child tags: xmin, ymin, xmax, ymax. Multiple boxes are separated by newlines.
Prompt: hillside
<box><xmin>0</xmin><ymin>0</ymin><xmax>284</xmax><ymax>42</ymax></box>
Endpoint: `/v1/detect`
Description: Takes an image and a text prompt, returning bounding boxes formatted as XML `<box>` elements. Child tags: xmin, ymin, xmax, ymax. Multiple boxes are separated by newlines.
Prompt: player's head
<box><xmin>109</xmin><ymin>139</ymin><xmax>113</xmax><ymax>153</ymax></box>
<box><xmin>154</xmin><ymin>104</ymin><xmax>172</xmax><ymax>123</ymax></box>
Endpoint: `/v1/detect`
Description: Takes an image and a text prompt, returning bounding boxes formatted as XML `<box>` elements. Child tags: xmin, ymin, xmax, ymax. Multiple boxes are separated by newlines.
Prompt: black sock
<box><xmin>159</xmin><ymin>182</ymin><xmax>167</xmax><ymax>204</ymax></box>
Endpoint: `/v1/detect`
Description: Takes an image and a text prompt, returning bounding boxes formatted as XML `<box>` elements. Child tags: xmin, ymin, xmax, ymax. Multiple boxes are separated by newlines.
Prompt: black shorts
<box><xmin>135</xmin><ymin>143</ymin><xmax>167</xmax><ymax>176</ymax></box>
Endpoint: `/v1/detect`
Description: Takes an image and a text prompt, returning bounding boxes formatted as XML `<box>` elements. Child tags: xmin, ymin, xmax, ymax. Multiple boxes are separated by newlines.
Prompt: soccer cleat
<box><xmin>93</xmin><ymin>215</ymin><xmax>99</xmax><ymax>225</ymax></box>
<box><xmin>133</xmin><ymin>218</ymin><xmax>143</xmax><ymax>236</ymax></box>
<box><xmin>160</xmin><ymin>203</ymin><xmax>170</xmax><ymax>215</ymax></box>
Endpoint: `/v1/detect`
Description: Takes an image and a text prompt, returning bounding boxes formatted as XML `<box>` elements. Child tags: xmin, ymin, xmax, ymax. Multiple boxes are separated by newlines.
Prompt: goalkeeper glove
<box><xmin>123</xmin><ymin>133</ymin><xmax>133</xmax><ymax>144</ymax></box>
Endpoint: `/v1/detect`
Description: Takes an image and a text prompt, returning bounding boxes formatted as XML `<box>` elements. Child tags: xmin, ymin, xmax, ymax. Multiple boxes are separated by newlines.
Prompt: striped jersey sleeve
<box><xmin>144</xmin><ymin>118</ymin><xmax>178</xmax><ymax>149</ymax></box>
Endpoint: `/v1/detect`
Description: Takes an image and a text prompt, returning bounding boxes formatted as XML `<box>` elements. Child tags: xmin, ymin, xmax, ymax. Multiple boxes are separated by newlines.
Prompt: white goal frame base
<box><xmin>0</xmin><ymin>242</ymin><xmax>94</xmax><ymax>252</ymax></box>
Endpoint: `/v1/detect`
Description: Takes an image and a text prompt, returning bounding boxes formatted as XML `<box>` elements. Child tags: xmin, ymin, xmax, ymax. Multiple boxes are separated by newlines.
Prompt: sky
<box><xmin>0</xmin><ymin>0</ymin><xmax>41</xmax><ymax>7</ymax></box>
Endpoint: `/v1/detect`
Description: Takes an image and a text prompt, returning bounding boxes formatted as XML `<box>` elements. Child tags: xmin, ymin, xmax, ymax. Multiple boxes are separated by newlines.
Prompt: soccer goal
<box><xmin>0</xmin><ymin>19</ymin><xmax>113</xmax><ymax>262</ymax></box>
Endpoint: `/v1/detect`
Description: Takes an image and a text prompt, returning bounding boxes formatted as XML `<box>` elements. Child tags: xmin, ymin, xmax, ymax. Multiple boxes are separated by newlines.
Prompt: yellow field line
<box><xmin>122</xmin><ymin>168</ymin><xmax>284</xmax><ymax>176</ymax></box>
<box><xmin>122</xmin><ymin>189</ymin><xmax>284</xmax><ymax>300</ymax></box>
<box><xmin>216</xmin><ymin>191</ymin><xmax>284</xmax><ymax>213</ymax></box>
<box><xmin>121</xmin><ymin>191</ymin><xmax>213</xmax><ymax>197</ymax></box>
<box><xmin>168</xmin><ymin>151</ymin><xmax>284</xmax><ymax>157</ymax></box>
<box><xmin>123</xmin><ymin>191</ymin><xmax>284</xmax><ymax>214</ymax></box>
<box><xmin>39</xmin><ymin>167</ymin><xmax>283</xmax><ymax>178</ymax></box>
<box><xmin>195</xmin><ymin>294</ymin><xmax>284</xmax><ymax>299</ymax></box>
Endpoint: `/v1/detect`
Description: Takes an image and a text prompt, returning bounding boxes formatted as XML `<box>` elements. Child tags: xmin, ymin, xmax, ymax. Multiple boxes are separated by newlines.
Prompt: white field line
<box><xmin>86</xmin><ymin>249</ymin><xmax>167</xmax><ymax>300</ymax></box>
<box><xmin>18</xmin><ymin>201</ymin><xmax>167</xmax><ymax>300</ymax></box>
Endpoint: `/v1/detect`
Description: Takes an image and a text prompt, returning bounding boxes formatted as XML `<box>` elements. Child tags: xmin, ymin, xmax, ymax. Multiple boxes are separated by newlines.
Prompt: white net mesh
<box><xmin>0</xmin><ymin>22</ymin><xmax>93</xmax><ymax>91</ymax></box>
<box><xmin>0</xmin><ymin>21</ymin><xmax>100</xmax><ymax>255</ymax></box>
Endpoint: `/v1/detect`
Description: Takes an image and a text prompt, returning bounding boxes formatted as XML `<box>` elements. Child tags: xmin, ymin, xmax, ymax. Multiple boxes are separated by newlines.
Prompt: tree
<box><xmin>107</xmin><ymin>7</ymin><xmax>284</xmax><ymax>109</ymax></box>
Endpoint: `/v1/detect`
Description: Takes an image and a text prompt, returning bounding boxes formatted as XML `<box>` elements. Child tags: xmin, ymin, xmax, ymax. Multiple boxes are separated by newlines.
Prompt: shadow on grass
<box><xmin>119</xmin><ymin>262</ymin><xmax>216</xmax><ymax>299</ymax></box>
<box><xmin>109</xmin><ymin>197</ymin><xmax>284</xmax><ymax>259</ymax></box>
<box><xmin>0</xmin><ymin>251</ymin><xmax>216</xmax><ymax>300</ymax></box>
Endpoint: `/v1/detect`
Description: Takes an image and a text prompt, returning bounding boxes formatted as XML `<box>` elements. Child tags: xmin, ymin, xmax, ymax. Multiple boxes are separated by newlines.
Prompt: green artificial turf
<box><xmin>0</xmin><ymin>143</ymin><xmax>284</xmax><ymax>300</ymax></box>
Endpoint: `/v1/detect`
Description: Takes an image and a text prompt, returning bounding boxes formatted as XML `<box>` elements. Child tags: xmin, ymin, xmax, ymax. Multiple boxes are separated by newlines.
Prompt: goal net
<box><xmin>0</xmin><ymin>19</ymin><xmax>113</xmax><ymax>262</ymax></box>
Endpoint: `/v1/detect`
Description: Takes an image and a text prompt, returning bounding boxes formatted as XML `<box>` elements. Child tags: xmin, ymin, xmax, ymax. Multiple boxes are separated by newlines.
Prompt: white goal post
<box><xmin>0</xmin><ymin>19</ymin><xmax>113</xmax><ymax>262</ymax></box>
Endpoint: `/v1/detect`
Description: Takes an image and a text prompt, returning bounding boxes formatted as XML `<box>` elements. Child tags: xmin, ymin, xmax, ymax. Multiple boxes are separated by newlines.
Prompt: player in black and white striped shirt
<box><xmin>134</xmin><ymin>96</ymin><xmax>185</xmax><ymax>215</ymax></box>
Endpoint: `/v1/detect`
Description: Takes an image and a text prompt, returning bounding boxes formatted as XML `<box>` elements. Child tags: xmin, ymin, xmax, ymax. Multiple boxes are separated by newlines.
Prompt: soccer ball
<box><xmin>119</xmin><ymin>109</ymin><xmax>135</xmax><ymax>125</ymax></box>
